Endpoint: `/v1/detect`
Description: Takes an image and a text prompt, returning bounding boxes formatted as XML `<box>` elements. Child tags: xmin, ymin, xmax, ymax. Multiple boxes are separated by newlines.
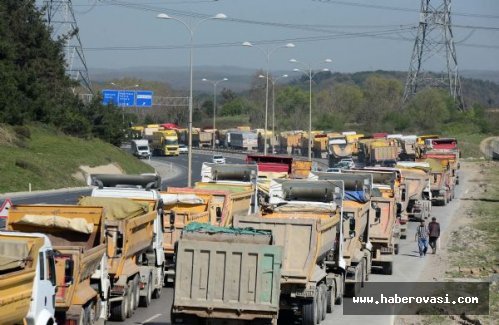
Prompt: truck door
<box><xmin>30</xmin><ymin>250</ymin><xmax>56</xmax><ymax>322</ymax></box>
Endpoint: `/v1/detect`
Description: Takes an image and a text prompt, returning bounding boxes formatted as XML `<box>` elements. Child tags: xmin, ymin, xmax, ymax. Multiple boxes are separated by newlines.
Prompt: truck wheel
<box><xmin>110</xmin><ymin>299</ymin><xmax>127</xmax><ymax>321</ymax></box>
<box><xmin>316</xmin><ymin>288</ymin><xmax>323</xmax><ymax>324</ymax></box>
<box><xmin>360</xmin><ymin>259</ymin><xmax>366</xmax><ymax>288</ymax></box>
<box><xmin>126</xmin><ymin>282</ymin><xmax>134</xmax><ymax>318</ymax></box>
<box><xmin>326</xmin><ymin>284</ymin><xmax>334</xmax><ymax>313</ymax></box>
<box><xmin>133</xmin><ymin>276</ymin><xmax>140</xmax><ymax>310</ymax></box>
<box><xmin>383</xmin><ymin>262</ymin><xmax>393</xmax><ymax>275</ymax></box>
<box><xmin>320</xmin><ymin>285</ymin><xmax>327</xmax><ymax>321</ymax></box>
<box><xmin>301</xmin><ymin>295</ymin><xmax>318</xmax><ymax>325</ymax></box>
<box><xmin>139</xmin><ymin>274</ymin><xmax>153</xmax><ymax>307</ymax></box>
<box><xmin>394</xmin><ymin>244</ymin><xmax>399</xmax><ymax>255</ymax></box>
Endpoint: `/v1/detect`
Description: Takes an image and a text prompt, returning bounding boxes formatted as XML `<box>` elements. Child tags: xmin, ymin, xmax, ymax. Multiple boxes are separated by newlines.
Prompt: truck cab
<box><xmin>131</xmin><ymin>139</ymin><xmax>151</xmax><ymax>159</ymax></box>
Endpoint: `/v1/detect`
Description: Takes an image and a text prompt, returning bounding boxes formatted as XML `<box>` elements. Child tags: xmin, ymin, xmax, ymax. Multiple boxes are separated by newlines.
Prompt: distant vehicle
<box><xmin>339</xmin><ymin>158</ymin><xmax>355</xmax><ymax>168</ymax></box>
<box><xmin>326</xmin><ymin>167</ymin><xmax>342</xmax><ymax>173</ymax></box>
<box><xmin>178</xmin><ymin>144</ymin><xmax>188</xmax><ymax>154</ymax></box>
<box><xmin>333</xmin><ymin>161</ymin><xmax>352</xmax><ymax>170</ymax></box>
<box><xmin>131</xmin><ymin>139</ymin><xmax>151</xmax><ymax>159</ymax></box>
<box><xmin>212</xmin><ymin>155</ymin><xmax>226</xmax><ymax>164</ymax></box>
<box><xmin>380</xmin><ymin>159</ymin><xmax>397</xmax><ymax>167</ymax></box>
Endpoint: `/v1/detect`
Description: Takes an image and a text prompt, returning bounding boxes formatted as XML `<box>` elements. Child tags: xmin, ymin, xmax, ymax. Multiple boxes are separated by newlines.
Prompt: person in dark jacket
<box><xmin>428</xmin><ymin>217</ymin><xmax>441</xmax><ymax>254</ymax></box>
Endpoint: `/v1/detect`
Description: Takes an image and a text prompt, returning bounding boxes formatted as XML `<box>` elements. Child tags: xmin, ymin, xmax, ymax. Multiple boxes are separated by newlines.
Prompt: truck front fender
<box><xmin>33</xmin><ymin>308</ymin><xmax>55</xmax><ymax>325</ymax></box>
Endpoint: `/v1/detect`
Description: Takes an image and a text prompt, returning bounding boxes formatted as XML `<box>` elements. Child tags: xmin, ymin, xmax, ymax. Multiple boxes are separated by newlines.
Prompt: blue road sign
<box><xmin>136</xmin><ymin>91</ymin><xmax>154</xmax><ymax>107</ymax></box>
<box><xmin>118</xmin><ymin>90</ymin><xmax>135</xmax><ymax>107</ymax></box>
<box><xmin>102</xmin><ymin>90</ymin><xmax>118</xmax><ymax>105</ymax></box>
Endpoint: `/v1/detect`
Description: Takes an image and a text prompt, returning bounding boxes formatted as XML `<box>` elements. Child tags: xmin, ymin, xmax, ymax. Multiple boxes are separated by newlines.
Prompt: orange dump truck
<box><xmin>8</xmin><ymin>204</ymin><xmax>107</xmax><ymax>325</ymax></box>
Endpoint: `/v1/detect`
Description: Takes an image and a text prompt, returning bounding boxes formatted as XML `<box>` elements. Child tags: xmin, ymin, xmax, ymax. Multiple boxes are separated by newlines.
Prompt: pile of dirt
<box><xmin>72</xmin><ymin>163</ymin><xmax>124</xmax><ymax>184</ymax></box>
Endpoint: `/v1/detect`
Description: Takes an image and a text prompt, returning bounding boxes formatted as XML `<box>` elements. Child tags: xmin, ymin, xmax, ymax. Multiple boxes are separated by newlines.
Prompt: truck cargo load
<box><xmin>171</xmin><ymin>222</ymin><xmax>282</xmax><ymax>324</ymax></box>
<box><xmin>246</xmin><ymin>154</ymin><xmax>312</xmax><ymax>178</ymax></box>
<box><xmin>8</xmin><ymin>204</ymin><xmax>107</xmax><ymax>324</ymax></box>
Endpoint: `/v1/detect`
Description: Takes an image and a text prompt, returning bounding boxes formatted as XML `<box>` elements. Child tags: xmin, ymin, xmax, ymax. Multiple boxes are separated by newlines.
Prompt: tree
<box><xmin>406</xmin><ymin>88</ymin><xmax>450</xmax><ymax>132</ymax></box>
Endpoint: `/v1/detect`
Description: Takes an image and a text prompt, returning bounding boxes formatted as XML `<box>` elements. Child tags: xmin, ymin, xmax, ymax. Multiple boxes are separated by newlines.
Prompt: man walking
<box><xmin>428</xmin><ymin>217</ymin><xmax>441</xmax><ymax>254</ymax></box>
<box><xmin>415</xmin><ymin>220</ymin><xmax>429</xmax><ymax>257</ymax></box>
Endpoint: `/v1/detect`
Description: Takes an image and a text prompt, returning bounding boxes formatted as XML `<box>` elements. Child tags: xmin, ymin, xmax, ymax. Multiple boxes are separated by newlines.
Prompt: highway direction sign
<box><xmin>136</xmin><ymin>91</ymin><xmax>154</xmax><ymax>107</ymax></box>
<box><xmin>118</xmin><ymin>90</ymin><xmax>136</xmax><ymax>107</ymax></box>
<box><xmin>102</xmin><ymin>89</ymin><xmax>119</xmax><ymax>105</ymax></box>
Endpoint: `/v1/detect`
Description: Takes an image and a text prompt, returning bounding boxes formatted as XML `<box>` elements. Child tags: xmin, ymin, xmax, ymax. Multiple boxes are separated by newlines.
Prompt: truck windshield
<box><xmin>138</xmin><ymin>146</ymin><xmax>149</xmax><ymax>151</ymax></box>
<box><xmin>165</xmin><ymin>140</ymin><xmax>178</xmax><ymax>145</ymax></box>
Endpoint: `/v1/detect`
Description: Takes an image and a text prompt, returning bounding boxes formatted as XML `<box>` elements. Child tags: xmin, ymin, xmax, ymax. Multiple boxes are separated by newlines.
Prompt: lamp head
<box><xmin>213</xmin><ymin>13</ymin><xmax>227</xmax><ymax>19</ymax></box>
<box><xmin>293</xmin><ymin>68</ymin><xmax>300</xmax><ymax>72</ymax></box>
<box><xmin>289</xmin><ymin>58</ymin><xmax>298</xmax><ymax>63</ymax></box>
<box><xmin>285</xmin><ymin>43</ymin><xmax>295</xmax><ymax>48</ymax></box>
<box><xmin>258</xmin><ymin>75</ymin><xmax>265</xmax><ymax>78</ymax></box>
<box><xmin>322</xmin><ymin>68</ymin><xmax>329</xmax><ymax>72</ymax></box>
<box><xmin>222</xmin><ymin>78</ymin><xmax>228</xmax><ymax>81</ymax></box>
<box><xmin>157</xmin><ymin>13</ymin><xmax>171</xmax><ymax>19</ymax></box>
<box><xmin>242</xmin><ymin>41</ymin><xmax>253</xmax><ymax>47</ymax></box>
<box><xmin>202</xmin><ymin>78</ymin><xmax>208</xmax><ymax>82</ymax></box>
<box><xmin>282</xmin><ymin>74</ymin><xmax>288</xmax><ymax>78</ymax></box>
<box><xmin>325</xmin><ymin>58</ymin><xmax>332</xmax><ymax>63</ymax></box>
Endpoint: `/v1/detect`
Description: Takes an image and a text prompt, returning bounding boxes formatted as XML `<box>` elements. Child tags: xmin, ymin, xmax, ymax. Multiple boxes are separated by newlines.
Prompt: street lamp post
<box><xmin>202</xmin><ymin>77</ymin><xmax>228</xmax><ymax>150</ymax></box>
<box><xmin>259</xmin><ymin>74</ymin><xmax>288</xmax><ymax>152</ymax></box>
<box><xmin>290</xmin><ymin>58</ymin><xmax>332</xmax><ymax>160</ymax></box>
<box><xmin>157</xmin><ymin>13</ymin><xmax>227</xmax><ymax>187</ymax></box>
<box><xmin>110</xmin><ymin>82</ymin><xmax>139</xmax><ymax>125</ymax></box>
<box><xmin>243</xmin><ymin>41</ymin><xmax>294</xmax><ymax>155</ymax></box>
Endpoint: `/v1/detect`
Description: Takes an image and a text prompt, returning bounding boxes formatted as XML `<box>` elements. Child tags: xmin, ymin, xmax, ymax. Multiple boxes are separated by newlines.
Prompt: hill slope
<box><xmin>0</xmin><ymin>124</ymin><xmax>153</xmax><ymax>193</ymax></box>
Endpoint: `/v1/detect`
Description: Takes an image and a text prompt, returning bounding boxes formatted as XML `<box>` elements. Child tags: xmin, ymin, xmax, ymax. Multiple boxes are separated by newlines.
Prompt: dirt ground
<box><xmin>72</xmin><ymin>163</ymin><xmax>124</xmax><ymax>184</ymax></box>
<box><xmin>397</xmin><ymin>161</ymin><xmax>496</xmax><ymax>325</ymax></box>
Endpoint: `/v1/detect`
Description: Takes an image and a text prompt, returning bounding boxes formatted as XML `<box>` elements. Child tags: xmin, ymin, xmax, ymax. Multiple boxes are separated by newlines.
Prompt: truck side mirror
<box><xmin>116</xmin><ymin>233</ymin><xmax>124</xmax><ymax>250</ymax></box>
<box><xmin>401</xmin><ymin>188</ymin><xmax>406</xmax><ymax>202</ymax></box>
<box><xmin>349</xmin><ymin>218</ymin><xmax>356</xmax><ymax>238</ymax></box>
<box><xmin>375</xmin><ymin>207</ymin><xmax>381</xmax><ymax>222</ymax></box>
<box><xmin>64</xmin><ymin>259</ymin><xmax>74</xmax><ymax>285</ymax></box>
<box><xmin>169</xmin><ymin>211</ymin><xmax>176</xmax><ymax>229</ymax></box>
<box><xmin>216</xmin><ymin>207</ymin><xmax>222</xmax><ymax>223</ymax></box>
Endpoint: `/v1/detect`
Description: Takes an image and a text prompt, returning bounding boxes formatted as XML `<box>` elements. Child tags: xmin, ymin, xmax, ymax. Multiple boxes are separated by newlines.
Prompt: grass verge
<box><xmin>0</xmin><ymin>124</ymin><xmax>154</xmax><ymax>193</ymax></box>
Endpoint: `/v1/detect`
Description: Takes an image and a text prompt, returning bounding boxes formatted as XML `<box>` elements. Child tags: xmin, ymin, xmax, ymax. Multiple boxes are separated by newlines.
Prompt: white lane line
<box><xmin>140</xmin><ymin>313</ymin><xmax>162</xmax><ymax>324</ymax></box>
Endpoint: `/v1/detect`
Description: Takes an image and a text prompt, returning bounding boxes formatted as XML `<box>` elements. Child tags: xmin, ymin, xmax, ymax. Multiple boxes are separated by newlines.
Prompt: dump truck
<box><xmin>7</xmin><ymin>205</ymin><xmax>108</xmax><ymax>325</ymax></box>
<box><xmin>246</xmin><ymin>154</ymin><xmax>312</xmax><ymax>178</ymax></box>
<box><xmin>227</xmin><ymin>131</ymin><xmax>258</xmax><ymax>151</ymax></box>
<box><xmin>424</xmin><ymin>150</ymin><xmax>460</xmax><ymax>185</ymax></box>
<box><xmin>398</xmin><ymin>135</ymin><xmax>417</xmax><ymax>161</ymax></box>
<box><xmin>87</xmin><ymin>174</ymin><xmax>165</xmax><ymax>321</ymax></box>
<box><xmin>194</xmin><ymin>163</ymin><xmax>259</xmax><ymax>226</ymax></box>
<box><xmin>151</xmin><ymin>130</ymin><xmax>180</xmax><ymax>156</ymax></box>
<box><xmin>0</xmin><ymin>231</ymin><xmax>57</xmax><ymax>325</ymax></box>
<box><xmin>328</xmin><ymin>134</ymin><xmax>353</xmax><ymax>167</ymax></box>
<box><xmin>309</xmin><ymin>172</ymin><xmax>373</xmax><ymax>297</ymax></box>
<box><xmin>396</xmin><ymin>162</ymin><xmax>432</xmax><ymax>221</ymax></box>
<box><xmin>171</xmin><ymin>223</ymin><xmax>282</xmax><ymax>325</ymax></box>
<box><xmin>235</xmin><ymin>179</ymin><xmax>346</xmax><ymax>325</ymax></box>
<box><xmin>342</xmin><ymin>170</ymin><xmax>399</xmax><ymax>274</ymax></box>
<box><xmin>159</xmin><ymin>189</ymin><xmax>212</xmax><ymax>284</ymax></box>
<box><xmin>418</xmin><ymin>158</ymin><xmax>454</xmax><ymax>206</ymax></box>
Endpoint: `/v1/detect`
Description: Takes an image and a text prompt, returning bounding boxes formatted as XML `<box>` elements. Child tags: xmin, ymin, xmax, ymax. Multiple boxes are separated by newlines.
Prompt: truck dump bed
<box><xmin>235</xmin><ymin>212</ymin><xmax>339</xmax><ymax>286</ymax></box>
<box><xmin>172</xmin><ymin>223</ymin><xmax>281</xmax><ymax>322</ymax></box>
<box><xmin>7</xmin><ymin>205</ymin><xmax>107</xmax><ymax>310</ymax></box>
<box><xmin>78</xmin><ymin>197</ymin><xmax>156</xmax><ymax>277</ymax></box>
<box><xmin>0</xmin><ymin>233</ymin><xmax>43</xmax><ymax>325</ymax></box>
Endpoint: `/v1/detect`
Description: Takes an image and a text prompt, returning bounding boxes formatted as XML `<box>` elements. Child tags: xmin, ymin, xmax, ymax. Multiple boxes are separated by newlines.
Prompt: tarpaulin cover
<box><xmin>0</xmin><ymin>239</ymin><xmax>29</xmax><ymax>271</ymax></box>
<box><xmin>79</xmin><ymin>197</ymin><xmax>149</xmax><ymax>220</ymax></box>
<box><xmin>184</xmin><ymin>222</ymin><xmax>270</xmax><ymax>236</ymax></box>
<box><xmin>345</xmin><ymin>191</ymin><xmax>368</xmax><ymax>203</ymax></box>
<box><xmin>161</xmin><ymin>194</ymin><xmax>205</xmax><ymax>205</ymax></box>
<box><xmin>13</xmin><ymin>215</ymin><xmax>94</xmax><ymax>234</ymax></box>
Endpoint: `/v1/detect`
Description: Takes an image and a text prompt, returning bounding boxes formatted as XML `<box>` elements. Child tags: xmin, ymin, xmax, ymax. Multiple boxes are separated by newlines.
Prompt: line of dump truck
<box><xmin>1</xmin><ymin>133</ymin><xmax>459</xmax><ymax>324</ymax></box>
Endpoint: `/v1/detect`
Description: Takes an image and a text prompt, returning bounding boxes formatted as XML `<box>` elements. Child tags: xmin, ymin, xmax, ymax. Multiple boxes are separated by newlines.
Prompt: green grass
<box><xmin>453</xmin><ymin>133</ymin><xmax>489</xmax><ymax>158</ymax></box>
<box><xmin>0</xmin><ymin>124</ymin><xmax>154</xmax><ymax>193</ymax></box>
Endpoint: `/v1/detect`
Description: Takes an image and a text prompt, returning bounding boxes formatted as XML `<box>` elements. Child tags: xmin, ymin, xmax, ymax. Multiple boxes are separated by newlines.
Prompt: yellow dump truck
<box><xmin>235</xmin><ymin>179</ymin><xmax>346</xmax><ymax>325</ymax></box>
<box><xmin>88</xmin><ymin>174</ymin><xmax>165</xmax><ymax>320</ymax></box>
<box><xmin>0</xmin><ymin>231</ymin><xmax>57</xmax><ymax>325</ymax></box>
<box><xmin>159</xmin><ymin>189</ymin><xmax>213</xmax><ymax>284</ymax></box>
<box><xmin>194</xmin><ymin>163</ymin><xmax>259</xmax><ymax>225</ymax></box>
<box><xmin>396</xmin><ymin>162</ymin><xmax>432</xmax><ymax>221</ymax></box>
<box><xmin>328</xmin><ymin>134</ymin><xmax>354</xmax><ymax>167</ymax></box>
<box><xmin>8</xmin><ymin>205</ymin><xmax>107</xmax><ymax>325</ymax></box>
<box><xmin>78</xmin><ymin>196</ymin><xmax>158</xmax><ymax>321</ymax></box>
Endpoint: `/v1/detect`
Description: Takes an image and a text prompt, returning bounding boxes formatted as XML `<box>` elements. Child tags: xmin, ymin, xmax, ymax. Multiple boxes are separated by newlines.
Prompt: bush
<box><xmin>13</xmin><ymin>125</ymin><xmax>31</xmax><ymax>139</ymax></box>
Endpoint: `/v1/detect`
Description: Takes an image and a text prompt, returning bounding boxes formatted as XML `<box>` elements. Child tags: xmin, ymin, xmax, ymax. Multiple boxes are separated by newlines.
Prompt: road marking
<box><xmin>140</xmin><ymin>313</ymin><xmax>162</xmax><ymax>324</ymax></box>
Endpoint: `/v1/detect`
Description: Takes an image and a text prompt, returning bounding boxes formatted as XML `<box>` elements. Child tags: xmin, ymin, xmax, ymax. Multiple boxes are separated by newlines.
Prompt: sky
<box><xmin>55</xmin><ymin>0</ymin><xmax>499</xmax><ymax>74</ymax></box>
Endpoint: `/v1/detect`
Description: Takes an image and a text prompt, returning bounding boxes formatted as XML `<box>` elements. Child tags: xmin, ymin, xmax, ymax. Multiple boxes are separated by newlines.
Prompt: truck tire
<box><xmin>320</xmin><ymin>285</ymin><xmax>327</xmax><ymax>321</ymax></box>
<box><xmin>110</xmin><ymin>299</ymin><xmax>127</xmax><ymax>321</ymax></box>
<box><xmin>139</xmin><ymin>274</ymin><xmax>153</xmax><ymax>307</ymax></box>
<box><xmin>394</xmin><ymin>244</ymin><xmax>399</xmax><ymax>255</ymax></box>
<box><xmin>326</xmin><ymin>284</ymin><xmax>334</xmax><ymax>313</ymax></box>
<box><xmin>360</xmin><ymin>259</ymin><xmax>366</xmax><ymax>288</ymax></box>
<box><xmin>153</xmin><ymin>269</ymin><xmax>163</xmax><ymax>299</ymax></box>
<box><xmin>301</xmin><ymin>295</ymin><xmax>318</xmax><ymax>325</ymax></box>
<box><xmin>126</xmin><ymin>282</ymin><xmax>134</xmax><ymax>318</ymax></box>
<box><xmin>383</xmin><ymin>262</ymin><xmax>393</xmax><ymax>275</ymax></box>
<box><xmin>316</xmin><ymin>288</ymin><xmax>323</xmax><ymax>324</ymax></box>
<box><xmin>133</xmin><ymin>276</ymin><xmax>140</xmax><ymax>310</ymax></box>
